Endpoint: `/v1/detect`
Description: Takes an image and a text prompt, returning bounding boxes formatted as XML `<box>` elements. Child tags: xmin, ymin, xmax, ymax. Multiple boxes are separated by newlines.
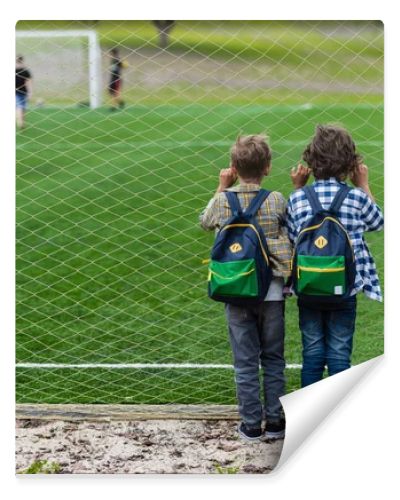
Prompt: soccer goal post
<box><xmin>16</xmin><ymin>30</ymin><xmax>102</xmax><ymax>109</ymax></box>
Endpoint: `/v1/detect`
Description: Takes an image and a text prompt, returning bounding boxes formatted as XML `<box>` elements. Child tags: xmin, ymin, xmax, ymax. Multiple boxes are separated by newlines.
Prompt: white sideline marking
<box><xmin>30</xmin><ymin>103</ymin><xmax>383</xmax><ymax>111</ymax></box>
<box><xmin>16</xmin><ymin>362</ymin><xmax>302</xmax><ymax>369</ymax></box>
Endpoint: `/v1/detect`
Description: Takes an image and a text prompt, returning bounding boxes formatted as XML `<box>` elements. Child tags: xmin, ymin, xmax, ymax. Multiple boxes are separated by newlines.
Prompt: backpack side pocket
<box><xmin>297</xmin><ymin>255</ymin><xmax>346</xmax><ymax>296</ymax></box>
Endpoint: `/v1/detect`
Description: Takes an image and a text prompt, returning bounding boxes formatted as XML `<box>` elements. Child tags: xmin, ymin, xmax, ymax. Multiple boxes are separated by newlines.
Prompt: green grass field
<box><xmin>15</xmin><ymin>20</ymin><xmax>383</xmax><ymax>404</ymax></box>
<box><xmin>16</xmin><ymin>103</ymin><xmax>384</xmax><ymax>404</ymax></box>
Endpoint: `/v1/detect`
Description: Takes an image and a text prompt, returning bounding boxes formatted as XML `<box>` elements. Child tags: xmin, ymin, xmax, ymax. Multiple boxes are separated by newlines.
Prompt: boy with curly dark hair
<box><xmin>286</xmin><ymin>124</ymin><xmax>383</xmax><ymax>387</ymax></box>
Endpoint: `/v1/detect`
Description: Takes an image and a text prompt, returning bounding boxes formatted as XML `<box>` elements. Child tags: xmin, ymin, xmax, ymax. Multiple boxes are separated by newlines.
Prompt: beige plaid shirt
<box><xmin>200</xmin><ymin>183</ymin><xmax>292</xmax><ymax>278</ymax></box>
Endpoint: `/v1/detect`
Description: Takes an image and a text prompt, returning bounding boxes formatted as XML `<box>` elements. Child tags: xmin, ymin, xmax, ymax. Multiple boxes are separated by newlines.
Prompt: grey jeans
<box><xmin>225</xmin><ymin>301</ymin><xmax>285</xmax><ymax>427</ymax></box>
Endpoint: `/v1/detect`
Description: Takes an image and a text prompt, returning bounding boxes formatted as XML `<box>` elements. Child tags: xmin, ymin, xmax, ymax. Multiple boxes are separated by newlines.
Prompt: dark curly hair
<box><xmin>302</xmin><ymin>125</ymin><xmax>362</xmax><ymax>180</ymax></box>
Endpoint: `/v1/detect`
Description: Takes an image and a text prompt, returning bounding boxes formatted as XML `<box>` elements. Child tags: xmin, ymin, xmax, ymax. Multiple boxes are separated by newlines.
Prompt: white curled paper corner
<box><xmin>276</xmin><ymin>355</ymin><xmax>384</xmax><ymax>469</ymax></box>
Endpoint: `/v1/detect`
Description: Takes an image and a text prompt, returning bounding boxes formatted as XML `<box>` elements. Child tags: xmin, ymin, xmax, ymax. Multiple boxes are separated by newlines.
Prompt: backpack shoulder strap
<box><xmin>244</xmin><ymin>189</ymin><xmax>271</xmax><ymax>218</ymax></box>
<box><xmin>303</xmin><ymin>185</ymin><xmax>323</xmax><ymax>214</ymax></box>
<box><xmin>329</xmin><ymin>184</ymin><xmax>351</xmax><ymax>214</ymax></box>
<box><xmin>225</xmin><ymin>191</ymin><xmax>243</xmax><ymax>216</ymax></box>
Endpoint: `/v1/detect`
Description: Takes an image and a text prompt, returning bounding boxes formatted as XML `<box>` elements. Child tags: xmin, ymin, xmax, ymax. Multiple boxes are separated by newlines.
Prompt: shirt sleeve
<box><xmin>199</xmin><ymin>194</ymin><xmax>220</xmax><ymax>231</ymax></box>
<box><xmin>285</xmin><ymin>195</ymin><xmax>298</xmax><ymax>245</ymax></box>
<box><xmin>273</xmin><ymin>192</ymin><xmax>288</xmax><ymax>225</ymax></box>
<box><xmin>273</xmin><ymin>192</ymin><xmax>292</xmax><ymax>240</ymax></box>
<box><xmin>264</xmin><ymin>192</ymin><xmax>293</xmax><ymax>278</ymax></box>
<box><xmin>358</xmin><ymin>189</ymin><xmax>384</xmax><ymax>232</ymax></box>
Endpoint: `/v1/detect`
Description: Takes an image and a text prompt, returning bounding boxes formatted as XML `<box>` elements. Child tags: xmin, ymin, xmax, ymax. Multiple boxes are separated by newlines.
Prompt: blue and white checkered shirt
<box><xmin>286</xmin><ymin>178</ymin><xmax>384</xmax><ymax>301</ymax></box>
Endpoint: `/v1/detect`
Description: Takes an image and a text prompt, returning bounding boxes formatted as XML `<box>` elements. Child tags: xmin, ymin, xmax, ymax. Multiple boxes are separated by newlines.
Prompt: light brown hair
<box><xmin>230</xmin><ymin>135</ymin><xmax>271</xmax><ymax>180</ymax></box>
<box><xmin>302</xmin><ymin>124</ymin><xmax>362</xmax><ymax>180</ymax></box>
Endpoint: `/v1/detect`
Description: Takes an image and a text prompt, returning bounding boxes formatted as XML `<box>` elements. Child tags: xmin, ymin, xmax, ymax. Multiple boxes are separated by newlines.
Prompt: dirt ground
<box><xmin>16</xmin><ymin>418</ymin><xmax>284</xmax><ymax>474</ymax></box>
<box><xmin>23</xmin><ymin>46</ymin><xmax>381</xmax><ymax>102</ymax></box>
<box><xmin>121</xmin><ymin>49</ymin><xmax>382</xmax><ymax>93</ymax></box>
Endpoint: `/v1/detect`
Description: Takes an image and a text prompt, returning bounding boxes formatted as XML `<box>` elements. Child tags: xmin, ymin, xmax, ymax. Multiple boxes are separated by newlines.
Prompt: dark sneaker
<box><xmin>265</xmin><ymin>418</ymin><xmax>285</xmax><ymax>440</ymax></box>
<box><xmin>237</xmin><ymin>422</ymin><xmax>263</xmax><ymax>442</ymax></box>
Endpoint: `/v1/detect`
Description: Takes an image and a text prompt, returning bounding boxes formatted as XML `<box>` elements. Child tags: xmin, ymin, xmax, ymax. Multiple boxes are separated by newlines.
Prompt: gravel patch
<box><xmin>16</xmin><ymin>418</ymin><xmax>283</xmax><ymax>474</ymax></box>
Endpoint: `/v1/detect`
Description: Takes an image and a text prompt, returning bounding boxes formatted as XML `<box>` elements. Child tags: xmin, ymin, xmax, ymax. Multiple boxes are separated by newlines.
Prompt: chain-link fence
<box><xmin>16</xmin><ymin>20</ymin><xmax>384</xmax><ymax>407</ymax></box>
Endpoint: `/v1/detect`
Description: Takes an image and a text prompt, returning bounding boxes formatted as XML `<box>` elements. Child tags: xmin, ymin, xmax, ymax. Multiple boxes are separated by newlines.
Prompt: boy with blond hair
<box><xmin>287</xmin><ymin>124</ymin><xmax>384</xmax><ymax>387</ymax></box>
<box><xmin>200</xmin><ymin>135</ymin><xmax>292</xmax><ymax>441</ymax></box>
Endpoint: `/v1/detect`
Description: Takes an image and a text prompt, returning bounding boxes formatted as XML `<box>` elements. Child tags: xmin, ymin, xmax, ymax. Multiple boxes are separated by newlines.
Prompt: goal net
<box><xmin>15</xmin><ymin>21</ymin><xmax>384</xmax><ymax>412</ymax></box>
<box><xmin>16</xmin><ymin>30</ymin><xmax>102</xmax><ymax>108</ymax></box>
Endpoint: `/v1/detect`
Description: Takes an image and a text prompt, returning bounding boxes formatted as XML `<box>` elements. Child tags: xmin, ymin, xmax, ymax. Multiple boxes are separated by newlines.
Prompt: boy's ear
<box><xmin>264</xmin><ymin>163</ymin><xmax>271</xmax><ymax>176</ymax></box>
<box><xmin>230</xmin><ymin>164</ymin><xmax>238</xmax><ymax>176</ymax></box>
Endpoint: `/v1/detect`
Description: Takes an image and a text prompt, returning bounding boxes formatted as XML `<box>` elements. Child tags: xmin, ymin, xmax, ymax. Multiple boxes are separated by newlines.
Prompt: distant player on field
<box><xmin>108</xmin><ymin>48</ymin><xmax>126</xmax><ymax>111</ymax></box>
<box><xmin>16</xmin><ymin>55</ymin><xmax>32</xmax><ymax>129</ymax></box>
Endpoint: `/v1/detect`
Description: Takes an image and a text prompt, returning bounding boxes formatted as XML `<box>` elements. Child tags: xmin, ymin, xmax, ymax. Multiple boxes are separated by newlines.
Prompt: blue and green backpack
<box><xmin>292</xmin><ymin>184</ymin><xmax>356</xmax><ymax>305</ymax></box>
<box><xmin>208</xmin><ymin>189</ymin><xmax>273</xmax><ymax>306</ymax></box>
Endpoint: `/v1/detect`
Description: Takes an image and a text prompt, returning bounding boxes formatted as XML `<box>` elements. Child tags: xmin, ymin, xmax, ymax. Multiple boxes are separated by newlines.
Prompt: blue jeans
<box><xmin>225</xmin><ymin>301</ymin><xmax>285</xmax><ymax>428</ymax></box>
<box><xmin>299</xmin><ymin>298</ymin><xmax>357</xmax><ymax>387</ymax></box>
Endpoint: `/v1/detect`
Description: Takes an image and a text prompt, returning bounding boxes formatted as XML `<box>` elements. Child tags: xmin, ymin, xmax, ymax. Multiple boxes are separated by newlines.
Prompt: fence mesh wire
<box><xmin>16</xmin><ymin>20</ymin><xmax>384</xmax><ymax>407</ymax></box>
